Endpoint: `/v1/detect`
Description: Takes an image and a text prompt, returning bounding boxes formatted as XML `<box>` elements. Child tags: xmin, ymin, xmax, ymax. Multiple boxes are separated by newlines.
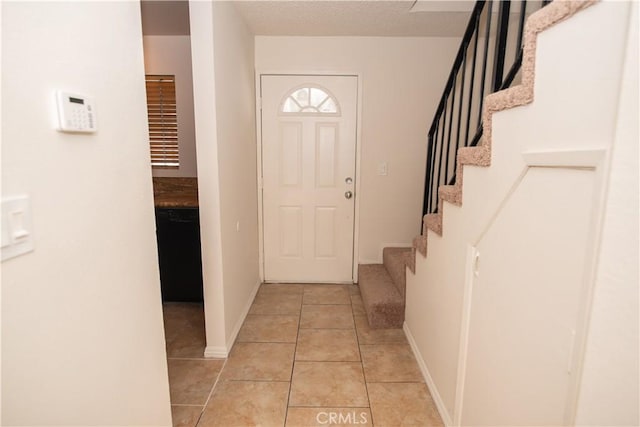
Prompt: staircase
<box><xmin>357</xmin><ymin>1</ymin><xmax>635</xmax><ymax>425</ymax></box>
<box><xmin>357</xmin><ymin>247</ymin><xmax>412</xmax><ymax>328</ymax></box>
<box><xmin>358</xmin><ymin>0</ymin><xmax>596</xmax><ymax>329</ymax></box>
<box><xmin>404</xmin><ymin>1</ymin><xmax>633</xmax><ymax>425</ymax></box>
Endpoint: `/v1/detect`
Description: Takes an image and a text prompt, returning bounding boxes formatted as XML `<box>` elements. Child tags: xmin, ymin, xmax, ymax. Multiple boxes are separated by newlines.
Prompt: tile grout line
<box><xmin>349</xmin><ymin>287</ymin><xmax>375</xmax><ymax>426</ymax></box>
<box><xmin>288</xmin><ymin>284</ymin><xmax>357</xmax><ymax>424</ymax></box>
<box><xmin>351</xmin><ymin>285</ymin><xmax>375</xmax><ymax>426</ymax></box>
<box><xmin>201</xmin><ymin>286</ymin><xmax>301</xmax><ymax>423</ymax></box>
<box><xmin>194</xmin><ymin>352</ymin><xmax>229</xmax><ymax>426</ymax></box>
<box><xmin>167</xmin><ymin>357</ymin><xmax>214</xmax><ymax>361</ymax></box>
<box><xmin>284</xmin><ymin>285</ymin><xmax>305</xmax><ymax>427</ymax></box>
<box><xmin>220</xmin><ymin>379</ymin><xmax>292</xmax><ymax>383</ymax></box>
<box><xmin>164</xmin><ymin>303</ymin><xmax>226</xmax><ymax>427</ymax></box>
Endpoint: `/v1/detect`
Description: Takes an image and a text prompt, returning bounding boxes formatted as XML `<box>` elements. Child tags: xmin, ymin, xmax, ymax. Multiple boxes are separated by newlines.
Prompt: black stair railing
<box><xmin>422</xmin><ymin>0</ymin><xmax>552</xmax><ymax>219</ymax></box>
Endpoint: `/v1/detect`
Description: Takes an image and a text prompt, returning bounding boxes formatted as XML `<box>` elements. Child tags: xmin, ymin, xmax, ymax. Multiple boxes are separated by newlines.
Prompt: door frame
<box><xmin>255</xmin><ymin>70</ymin><xmax>363</xmax><ymax>283</ymax></box>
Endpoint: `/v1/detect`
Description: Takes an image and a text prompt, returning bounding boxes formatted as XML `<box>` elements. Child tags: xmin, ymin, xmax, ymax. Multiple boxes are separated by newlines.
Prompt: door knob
<box><xmin>345</xmin><ymin>191</ymin><xmax>353</xmax><ymax>199</ymax></box>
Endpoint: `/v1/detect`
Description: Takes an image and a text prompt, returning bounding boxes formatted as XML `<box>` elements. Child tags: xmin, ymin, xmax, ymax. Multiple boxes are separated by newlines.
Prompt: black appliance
<box><xmin>155</xmin><ymin>207</ymin><xmax>204</xmax><ymax>302</ymax></box>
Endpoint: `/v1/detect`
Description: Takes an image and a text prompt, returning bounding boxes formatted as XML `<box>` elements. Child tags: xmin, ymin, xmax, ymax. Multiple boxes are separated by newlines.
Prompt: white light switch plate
<box><xmin>377</xmin><ymin>161</ymin><xmax>388</xmax><ymax>176</ymax></box>
<box><xmin>1</xmin><ymin>195</ymin><xmax>35</xmax><ymax>261</ymax></box>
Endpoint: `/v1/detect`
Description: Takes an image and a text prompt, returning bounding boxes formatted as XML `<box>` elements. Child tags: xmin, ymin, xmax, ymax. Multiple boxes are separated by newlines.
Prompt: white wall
<box><xmin>189</xmin><ymin>1</ymin><xmax>228</xmax><ymax>355</ymax></box>
<box><xmin>405</xmin><ymin>1</ymin><xmax>636</xmax><ymax>425</ymax></box>
<box><xmin>1</xmin><ymin>2</ymin><xmax>171</xmax><ymax>426</ymax></box>
<box><xmin>575</xmin><ymin>3</ymin><xmax>639</xmax><ymax>425</ymax></box>
<box><xmin>190</xmin><ymin>1</ymin><xmax>260</xmax><ymax>356</ymax></box>
<box><xmin>1</xmin><ymin>2</ymin><xmax>3</xmax><ymax>420</ymax></box>
<box><xmin>143</xmin><ymin>36</ymin><xmax>198</xmax><ymax>177</ymax></box>
<box><xmin>255</xmin><ymin>36</ymin><xmax>461</xmax><ymax>263</ymax></box>
<box><xmin>212</xmin><ymin>1</ymin><xmax>261</xmax><ymax>348</ymax></box>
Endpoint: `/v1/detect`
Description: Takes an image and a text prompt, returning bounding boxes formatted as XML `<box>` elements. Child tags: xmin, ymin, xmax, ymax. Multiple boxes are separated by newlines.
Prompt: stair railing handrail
<box><xmin>422</xmin><ymin>0</ymin><xmax>552</xmax><ymax>221</ymax></box>
<box><xmin>427</xmin><ymin>1</ymin><xmax>488</xmax><ymax>138</ymax></box>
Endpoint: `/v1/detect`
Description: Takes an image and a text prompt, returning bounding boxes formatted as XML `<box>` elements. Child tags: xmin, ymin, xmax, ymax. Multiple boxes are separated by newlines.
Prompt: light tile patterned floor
<box><xmin>163</xmin><ymin>284</ymin><xmax>443</xmax><ymax>427</ymax></box>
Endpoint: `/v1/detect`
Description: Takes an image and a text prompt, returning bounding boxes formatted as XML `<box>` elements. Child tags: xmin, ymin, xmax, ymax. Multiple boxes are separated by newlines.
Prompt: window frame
<box><xmin>279</xmin><ymin>84</ymin><xmax>342</xmax><ymax>117</ymax></box>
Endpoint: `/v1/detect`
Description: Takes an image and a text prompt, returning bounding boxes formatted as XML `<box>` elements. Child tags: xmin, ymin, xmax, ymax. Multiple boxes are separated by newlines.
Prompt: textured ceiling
<box><xmin>140</xmin><ymin>0</ymin><xmax>474</xmax><ymax>38</ymax></box>
<box><xmin>234</xmin><ymin>1</ymin><xmax>471</xmax><ymax>37</ymax></box>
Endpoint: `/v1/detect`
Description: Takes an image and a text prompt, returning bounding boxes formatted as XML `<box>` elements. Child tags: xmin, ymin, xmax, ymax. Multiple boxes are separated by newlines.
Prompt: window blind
<box><xmin>145</xmin><ymin>75</ymin><xmax>179</xmax><ymax>168</ymax></box>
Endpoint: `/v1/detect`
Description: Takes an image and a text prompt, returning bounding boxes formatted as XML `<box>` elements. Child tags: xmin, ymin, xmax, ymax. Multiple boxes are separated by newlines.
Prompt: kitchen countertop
<box><xmin>153</xmin><ymin>177</ymin><xmax>199</xmax><ymax>208</ymax></box>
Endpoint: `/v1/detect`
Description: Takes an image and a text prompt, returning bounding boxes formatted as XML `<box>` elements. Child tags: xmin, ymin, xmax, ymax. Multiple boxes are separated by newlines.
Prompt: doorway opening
<box><xmin>140</xmin><ymin>1</ymin><xmax>206</xmax><ymax>358</ymax></box>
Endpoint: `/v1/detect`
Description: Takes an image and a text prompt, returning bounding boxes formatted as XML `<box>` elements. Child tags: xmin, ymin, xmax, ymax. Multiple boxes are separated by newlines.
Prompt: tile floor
<box><xmin>163</xmin><ymin>283</ymin><xmax>443</xmax><ymax>427</ymax></box>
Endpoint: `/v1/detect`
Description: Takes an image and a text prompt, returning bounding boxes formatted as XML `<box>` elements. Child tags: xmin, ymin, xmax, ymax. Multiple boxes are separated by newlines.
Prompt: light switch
<box><xmin>377</xmin><ymin>161</ymin><xmax>388</xmax><ymax>176</ymax></box>
<box><xmin>2</xmin><ymin>195</ymin><xmax>35</xmax><ymax>261</ymax></box>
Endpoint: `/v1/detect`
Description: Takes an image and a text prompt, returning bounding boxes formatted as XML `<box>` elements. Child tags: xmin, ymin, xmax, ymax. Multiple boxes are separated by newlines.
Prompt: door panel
<box><xmin>461</xmin><ymin>167</ymin><xmax>596</xmax><ymax>426</ymax></box>
<box><xmin>261</xmin><ymin>75</ymin><xmax>357</xmax><ymax>282</ymax></box>
<box><xmin>315</xmin><ymin>123</ymin><xmax>338</xmax><ymax>187</ymax></box>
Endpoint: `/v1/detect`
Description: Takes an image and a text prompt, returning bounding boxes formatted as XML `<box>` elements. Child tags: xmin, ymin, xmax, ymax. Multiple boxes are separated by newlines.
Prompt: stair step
<box><xmin>358</xmin><ymin>264</ymin><xmax>404</xmax><ymax>329</ymax></box>
<box><xmin>382</xmin><ymin>247</ymin><xmax>412</xmax><ymax>298</ymax></box>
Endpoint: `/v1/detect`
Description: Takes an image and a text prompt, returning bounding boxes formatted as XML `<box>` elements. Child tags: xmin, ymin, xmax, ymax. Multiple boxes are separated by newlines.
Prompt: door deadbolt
<box><xmin>345</xmin><ymin>177</ymin><xmax>353</xmax><ymax>184</ymax></box>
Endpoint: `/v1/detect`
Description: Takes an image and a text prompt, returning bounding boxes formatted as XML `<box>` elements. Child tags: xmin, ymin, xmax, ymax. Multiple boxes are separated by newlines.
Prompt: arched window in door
<box><xmin>280</xmin><ymin>85</ymin><xmax>341</xmax><ymax>116</ymax></box>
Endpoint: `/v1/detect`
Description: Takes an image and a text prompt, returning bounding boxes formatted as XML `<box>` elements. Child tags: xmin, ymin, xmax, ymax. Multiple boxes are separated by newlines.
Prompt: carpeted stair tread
<box><xmin>358</xmin><ymin>264</ymin><xmax>404</xmax><ymax>329</ymax></box>
<box><xmin>382</xmin><ymin>247</ymin><xmax>412</xmax><ymax>299</ymax></box>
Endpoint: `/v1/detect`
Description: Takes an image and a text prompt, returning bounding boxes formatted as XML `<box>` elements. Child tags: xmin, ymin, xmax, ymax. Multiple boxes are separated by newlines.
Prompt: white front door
<box><xmin>260</xmin><ymin>75</ymin><xmax>358</xmax><ymax>283</ymax></box>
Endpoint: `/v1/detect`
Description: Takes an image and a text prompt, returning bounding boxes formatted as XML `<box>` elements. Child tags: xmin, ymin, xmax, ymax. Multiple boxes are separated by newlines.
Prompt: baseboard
<box><xmin>204</xmin><ymin>345</ymin><xmax>228</xmax><ymax>358</ymax></box>
<box><xmin>225</xmin><ymin>279</ymin><xmax>262</xmax><ymax>352</ymax></box>
<box><xmin>404</xmin><ymin>322</ymin><xmax>454</xmax><ymax>427</ymax></box>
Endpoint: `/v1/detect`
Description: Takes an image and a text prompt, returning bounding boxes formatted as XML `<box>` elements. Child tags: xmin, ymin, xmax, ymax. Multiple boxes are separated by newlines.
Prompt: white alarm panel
<box><xmin>55</xmin><ymin>91</ymin><xmax>97</xmax><ymax>133</ymax></box>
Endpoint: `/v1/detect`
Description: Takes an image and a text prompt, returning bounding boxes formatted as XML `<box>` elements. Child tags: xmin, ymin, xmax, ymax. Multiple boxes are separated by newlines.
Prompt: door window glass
<box><xmin>280</xmin><ymin>85</ymin><xmax>341</xmax><ymax>116</ymax></box>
